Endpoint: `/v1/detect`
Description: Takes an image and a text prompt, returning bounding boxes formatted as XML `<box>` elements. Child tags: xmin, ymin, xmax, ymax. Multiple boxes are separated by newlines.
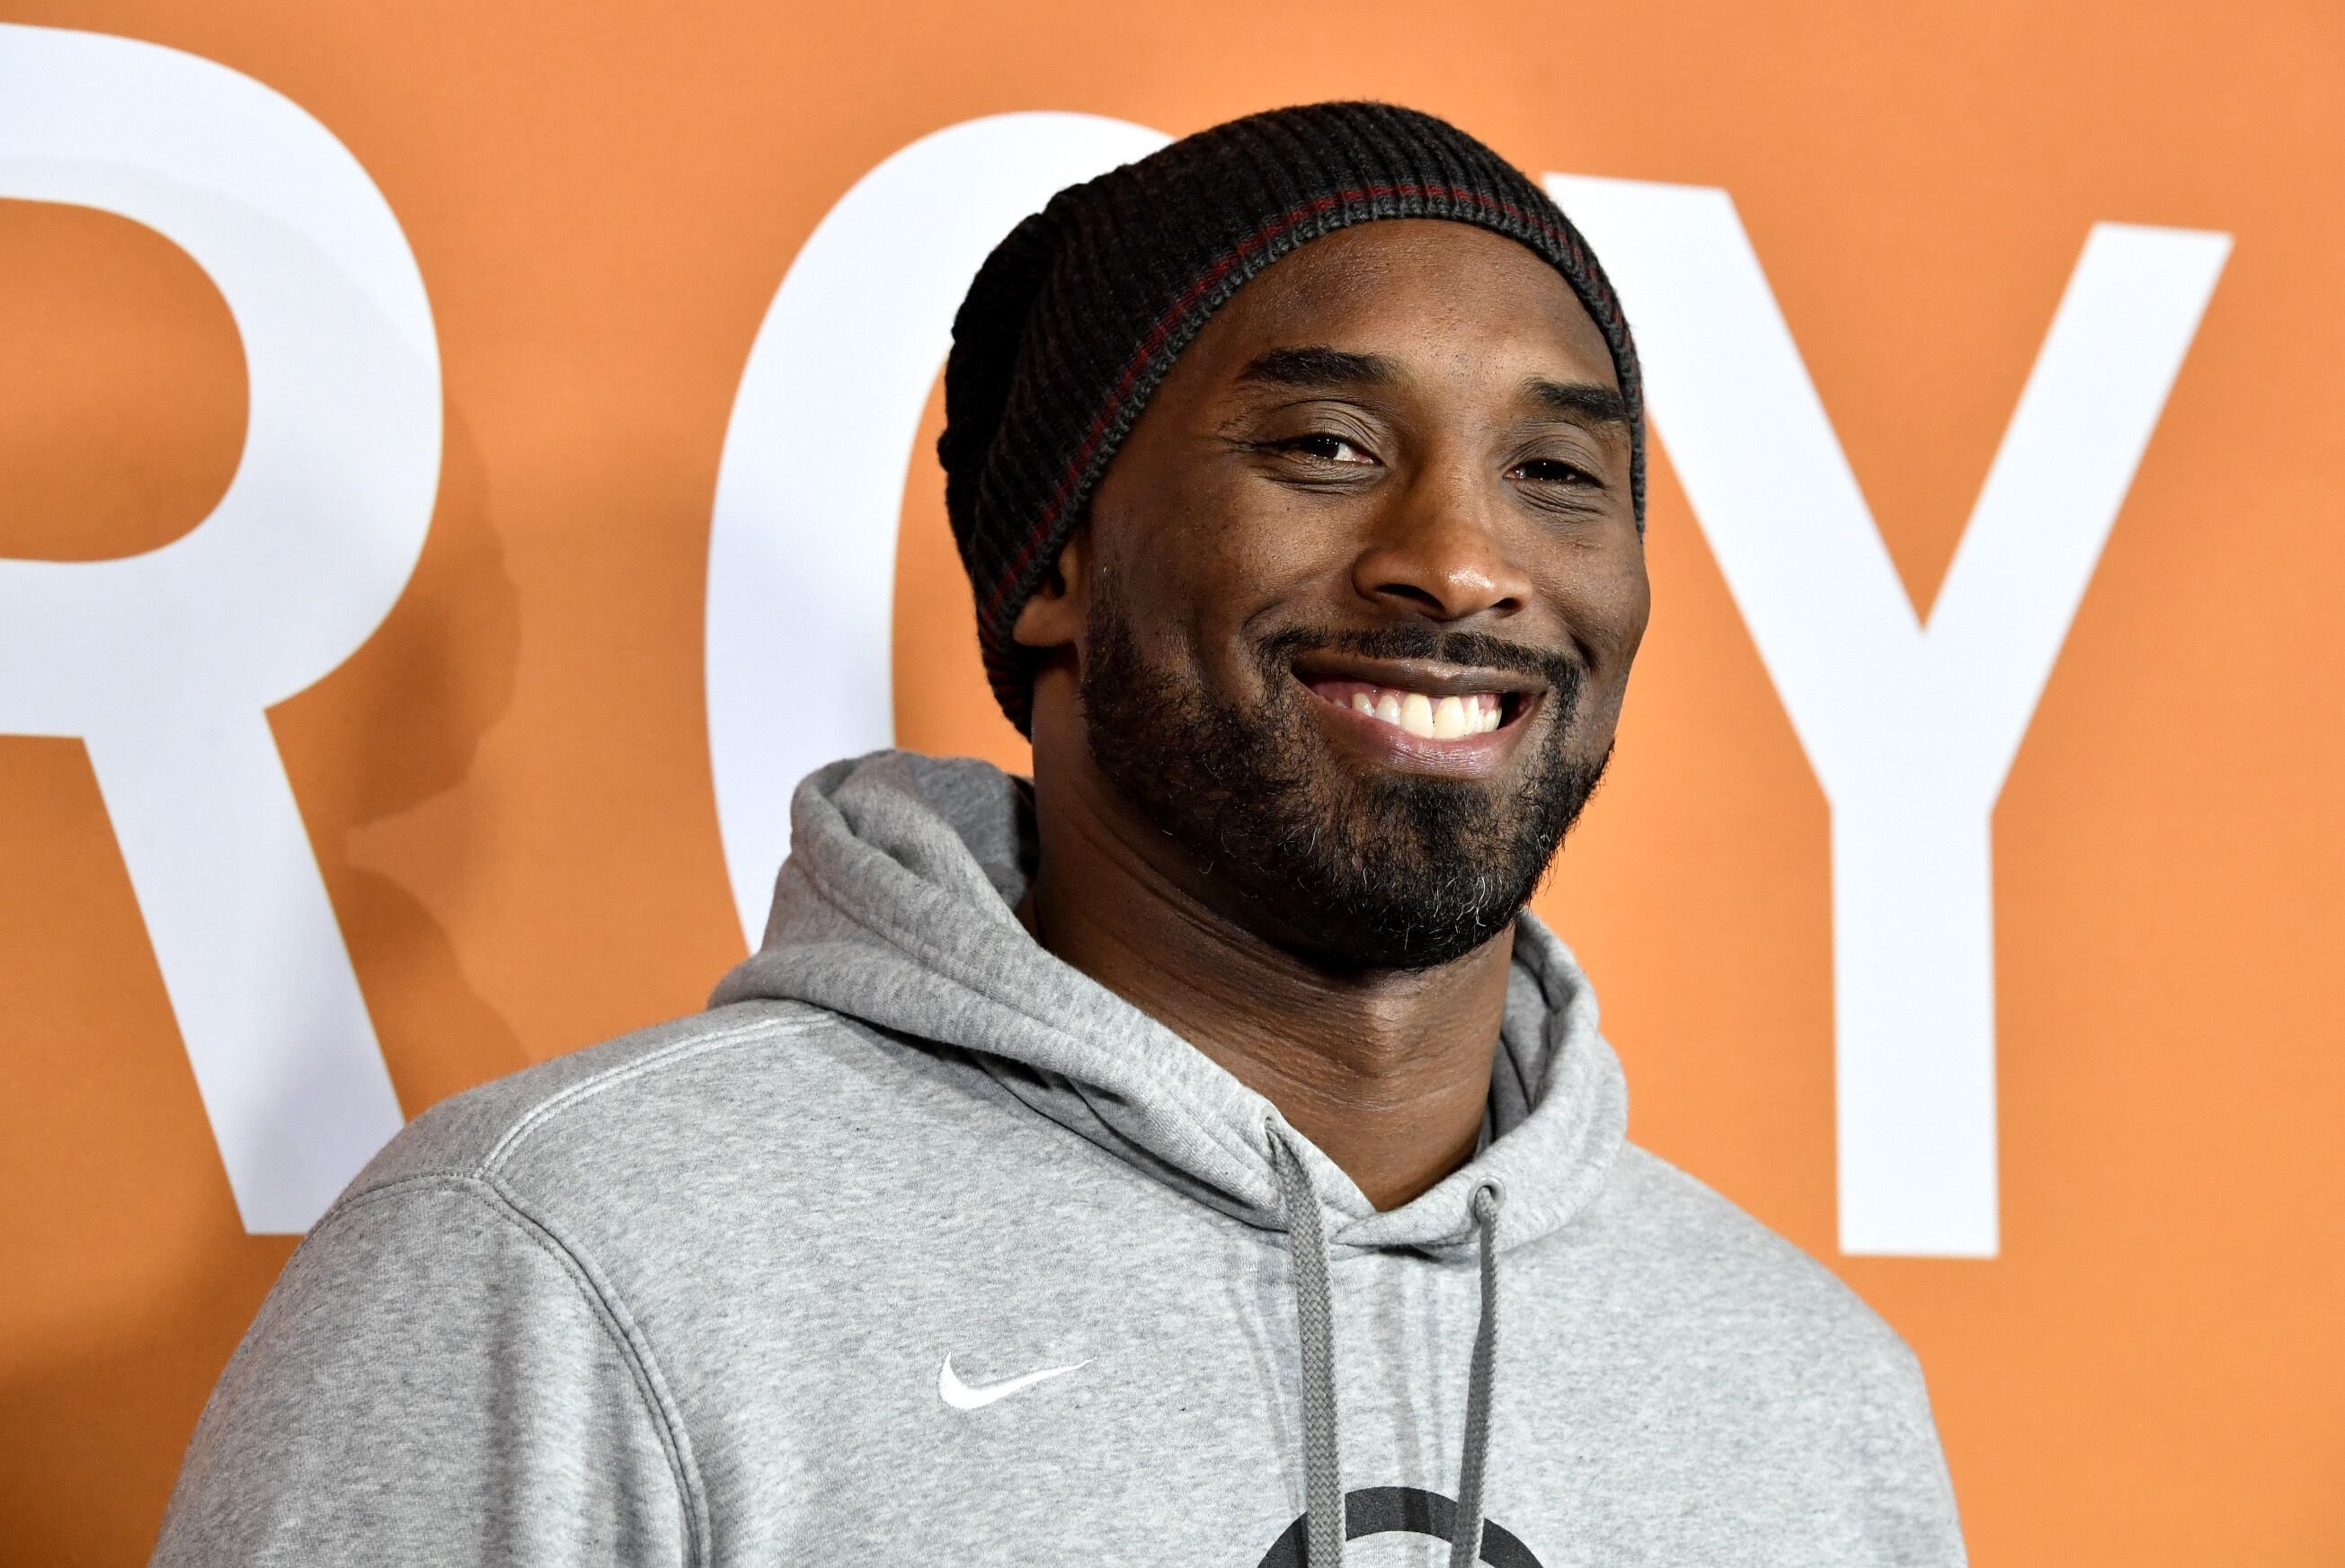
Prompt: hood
<box><xmin>710</xmin><ymin>749</ymin><xmax>1628</xmax><ymax>1260</ymax></box>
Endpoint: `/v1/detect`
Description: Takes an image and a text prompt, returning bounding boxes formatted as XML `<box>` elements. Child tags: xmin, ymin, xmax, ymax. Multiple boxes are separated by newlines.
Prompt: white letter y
<box><xmin>1550</xmin><ymin>174</ymin><xmax>2227</xmax><ymax>1256</ymax></box>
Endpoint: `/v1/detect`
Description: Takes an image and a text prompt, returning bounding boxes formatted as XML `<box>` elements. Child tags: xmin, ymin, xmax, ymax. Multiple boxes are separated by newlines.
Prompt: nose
<box><xmin>1349</xmin><ymin>468</ymin><xmax>1531</xmax><ymax>623</ymax></box>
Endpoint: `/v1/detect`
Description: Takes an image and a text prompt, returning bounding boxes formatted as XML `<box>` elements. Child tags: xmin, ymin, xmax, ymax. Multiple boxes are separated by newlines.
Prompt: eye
<box><xmin>1512</xmin><ymin>457</ymin><xmax>1599</xmax><ymax>487</ymax></box>
<box><xmin>1286</xmin><ymin>432</ymin><xmax>1379</xmax><ymax>466</ymax></box>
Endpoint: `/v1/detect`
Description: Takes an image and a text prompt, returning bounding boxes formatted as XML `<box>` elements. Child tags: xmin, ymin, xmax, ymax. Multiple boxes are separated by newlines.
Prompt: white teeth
<box><xmin>1337</xmin><ymin>685</ymin><xmax>1509</xmax><ymax>739</ymax></box>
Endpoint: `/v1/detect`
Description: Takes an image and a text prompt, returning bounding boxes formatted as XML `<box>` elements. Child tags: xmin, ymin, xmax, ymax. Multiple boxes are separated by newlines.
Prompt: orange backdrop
<box><xmin>4</xmin><ymin>2</ymin><xmax>2341</xmax><ymax>1562</ymax></box>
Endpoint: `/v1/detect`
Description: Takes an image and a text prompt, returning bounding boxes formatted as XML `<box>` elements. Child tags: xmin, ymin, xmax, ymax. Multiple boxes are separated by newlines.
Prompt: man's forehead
<box><xmin>1197</xmin><ymin>220</ymin><xmax>1614</xmax><ymax>382</ymax></box>
<box><xmin>1231</xmin><ymin>342</ymin><xmax>1632</xmax><ymax>429</ymax></box>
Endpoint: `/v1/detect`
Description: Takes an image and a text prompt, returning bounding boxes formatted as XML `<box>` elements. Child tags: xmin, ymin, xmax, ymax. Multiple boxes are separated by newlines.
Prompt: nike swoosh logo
<box><xmin>937</xmin><ymin>1353</ymin><xmax>1090</xmax><ymax>1411</ymax></box>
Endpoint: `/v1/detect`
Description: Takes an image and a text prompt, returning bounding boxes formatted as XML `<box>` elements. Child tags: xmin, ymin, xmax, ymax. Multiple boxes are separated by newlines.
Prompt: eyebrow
<box><xmin>1525</xmin><ymin>378</ymin><xmax>1636</xmax><ymax>429</ymax></box>
<box><xmin>1235</xmin><ymin>344</ymin><xmax>1635</xmax><ymax>430</ymax></box>
<box><xmin>1234</xmin><ymin>344</ymin><xmax>1399</xmax><ymax>391</ymax></box>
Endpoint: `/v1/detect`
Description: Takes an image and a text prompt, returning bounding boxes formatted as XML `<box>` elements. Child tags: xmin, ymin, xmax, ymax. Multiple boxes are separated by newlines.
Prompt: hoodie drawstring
<box><xmin>1448</xmin><ymin>1183</ymin><xmax>1502</xmax><ymax>1568</ymax></box>
<box><xmin>1271</xmin><ymin>1129</ymin><xmax>1506</xmax><ymax>1568</ymax></box>
<box><xmin>1271</xmin><ymin>1133</ymin><xmax>1347</xmax><ymax>1568</ymax></box>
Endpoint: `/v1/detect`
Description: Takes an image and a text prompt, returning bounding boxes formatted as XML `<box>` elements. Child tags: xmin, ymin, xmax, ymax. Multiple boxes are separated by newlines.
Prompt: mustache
<box><xmin>1253</xmin><ymin>623</ymin><xmax>1583</xmax><ymax>693</ymax></box>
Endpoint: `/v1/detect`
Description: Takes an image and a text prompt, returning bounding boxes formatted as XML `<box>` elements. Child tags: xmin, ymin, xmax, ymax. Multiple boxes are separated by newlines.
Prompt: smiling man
<box><xmin>155</xmin><ymin>103</ymin><xmax>1966</xmax><ymax>1567</ymax></box>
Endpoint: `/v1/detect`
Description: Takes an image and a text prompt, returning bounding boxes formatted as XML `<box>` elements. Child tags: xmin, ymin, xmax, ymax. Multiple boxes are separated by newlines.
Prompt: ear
<box><xmin>1010</xmin><ymin>526</ymin><xmax>1091</xmax><ymax>661</ymax></box>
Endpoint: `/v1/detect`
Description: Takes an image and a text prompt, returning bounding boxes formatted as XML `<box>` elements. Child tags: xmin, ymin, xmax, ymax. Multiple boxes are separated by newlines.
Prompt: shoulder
<box><xmin>334</xmin><ymin>998</ymin><xmax>884</xmax><ymax>1220</ymax></box>
<box><xmin>1588</xmin><ymin>1143</ymin><xmax>1927</xmax><ymax>1392</ymax></box>
<box><xmin>1535</xmin><ymin>1146</ymin><xmax>1963</xmax><ymax>1551</ymax></box>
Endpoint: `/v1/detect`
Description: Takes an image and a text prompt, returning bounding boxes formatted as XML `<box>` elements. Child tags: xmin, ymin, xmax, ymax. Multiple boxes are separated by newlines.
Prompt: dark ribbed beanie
<box><xmin>940</xmin><ymin>101</ymin><xmax>1644</xmax><ymax>733</ymax></box>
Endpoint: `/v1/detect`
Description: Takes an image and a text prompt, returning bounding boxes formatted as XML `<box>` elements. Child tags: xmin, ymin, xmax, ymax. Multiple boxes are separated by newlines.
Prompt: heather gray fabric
<box><xmin>154</xmin><ymin>749</ymin><xmax>1967</xmax><ymax>1567</ymax></box>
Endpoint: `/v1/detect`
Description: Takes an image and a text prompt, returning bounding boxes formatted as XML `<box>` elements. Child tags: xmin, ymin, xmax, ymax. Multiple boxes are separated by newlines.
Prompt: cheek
<box><xmin>1116</xmin><ymin>497</ymin><xmax>1342</xmax><ymax>663</ymax></box>
<box><xmin>1550</xmin><ymin>549</ymin><xmax>1650</xmax><ymax>732</ymax></box>
<box><xmin>1603</xmin><ymin>559</ymin><xmax>1654</xmax><ymax>667</ymax></box>
<box><xmin>1097</xmin><ymin>519</ymin><xmax>1265</xmax><ymax>686</ymax></box>
<box><xmin>1550</xmin><ymin>545</ymin><xmax>1651</xmax><ymax>664</ymax></box>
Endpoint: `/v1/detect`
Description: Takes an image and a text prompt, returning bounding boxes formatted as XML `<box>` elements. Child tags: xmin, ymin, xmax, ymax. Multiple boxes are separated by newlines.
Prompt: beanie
<box><xmin>938</xmin><ymin>101</ymin><xmax>1644</xmax><ymax>734</ymax></box>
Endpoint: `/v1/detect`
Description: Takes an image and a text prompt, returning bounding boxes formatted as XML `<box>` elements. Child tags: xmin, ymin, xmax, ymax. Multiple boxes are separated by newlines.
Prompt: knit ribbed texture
<box><xmin>938</xmin><ymin>101</ymin><xmax>1646</xmax><ymax>733</ymax></box>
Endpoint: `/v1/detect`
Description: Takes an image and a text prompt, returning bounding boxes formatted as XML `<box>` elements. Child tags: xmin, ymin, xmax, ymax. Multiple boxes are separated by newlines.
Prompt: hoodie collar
<box><xmin>710</xmin><ymin>750</ymin><xmax>1628</xmax><ymax>1258</ymax></box>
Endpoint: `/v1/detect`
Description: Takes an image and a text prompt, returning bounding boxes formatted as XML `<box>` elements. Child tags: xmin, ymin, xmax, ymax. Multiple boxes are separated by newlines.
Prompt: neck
<box><xmin>1022</xmin><ymin>757</ymin><xmax>1514</xmax><ymax>1210</ymax></box>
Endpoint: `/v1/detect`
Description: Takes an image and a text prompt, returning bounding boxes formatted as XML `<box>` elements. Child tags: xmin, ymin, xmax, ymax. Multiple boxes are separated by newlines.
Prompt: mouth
<box><xmin>1290</xmin><ymin>651</ymin><xmax>1545</xmax><ymax>776</ymax></box>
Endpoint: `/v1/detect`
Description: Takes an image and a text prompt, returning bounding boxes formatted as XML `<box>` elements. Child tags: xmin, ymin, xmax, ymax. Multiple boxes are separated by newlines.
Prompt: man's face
<box><xmin>1023</xmin><ymin>219</ymin><xmax>1649</xmax><ymax>970</ymax></box>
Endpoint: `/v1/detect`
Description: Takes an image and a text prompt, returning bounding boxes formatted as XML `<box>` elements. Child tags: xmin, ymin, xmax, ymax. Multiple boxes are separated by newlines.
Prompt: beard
<box><xmin>1079</xmin><ymin>573</ymin><xmax>1609</xmax><ymax>971</ymax></box>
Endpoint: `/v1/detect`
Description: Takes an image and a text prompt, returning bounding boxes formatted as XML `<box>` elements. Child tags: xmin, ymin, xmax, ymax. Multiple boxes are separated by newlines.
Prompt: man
<box><xmin>155</xmin><ymin>102</ymin><xmax>1965</xmax><ymax>1565</ymax></box>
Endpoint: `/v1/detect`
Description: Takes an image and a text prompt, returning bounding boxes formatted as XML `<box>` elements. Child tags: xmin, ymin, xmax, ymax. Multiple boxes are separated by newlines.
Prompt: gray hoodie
<box><xmin>154</xmin><ymin>751</ymin><xmax>1966</xmax><ymax>1566</ymax></box>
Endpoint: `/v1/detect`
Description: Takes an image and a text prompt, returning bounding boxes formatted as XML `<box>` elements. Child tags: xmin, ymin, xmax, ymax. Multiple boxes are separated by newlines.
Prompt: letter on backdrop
<box><xmin>0</xmin><ymin>24</ymin><xmax>440</xmax><ymax>1231</ymax></box>
<box><xmin>706</xmin><ymin>111</ymin><xmax>1168</xmax><ymax>947</ymax></box>
<box><xmin>1552</xmin><ymin>173</ymin><xmax>2226</xmax><ymax>1256</ymax></box>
